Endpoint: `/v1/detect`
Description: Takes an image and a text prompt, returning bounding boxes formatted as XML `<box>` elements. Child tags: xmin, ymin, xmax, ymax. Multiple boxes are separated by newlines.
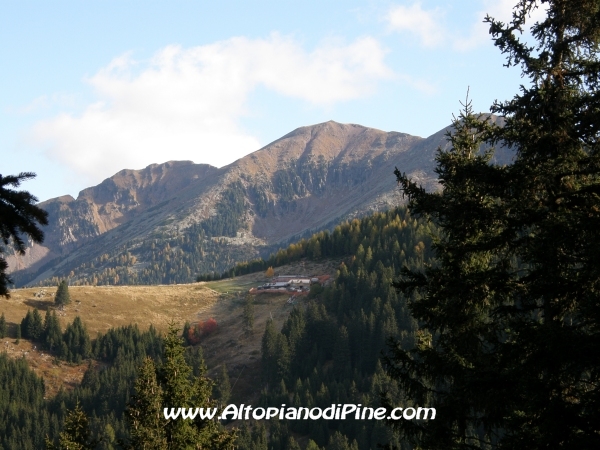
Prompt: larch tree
<box><xmin>384</xmin><ymin>1</ymin><xmax>600</xmax><ymax>448</ymax></box>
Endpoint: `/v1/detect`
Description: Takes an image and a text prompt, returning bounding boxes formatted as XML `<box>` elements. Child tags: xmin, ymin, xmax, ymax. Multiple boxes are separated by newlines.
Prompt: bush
<box><xmin>186</xmin><ymin>318</ymin><xmax>218</xmax><ymax>345</ymax></box>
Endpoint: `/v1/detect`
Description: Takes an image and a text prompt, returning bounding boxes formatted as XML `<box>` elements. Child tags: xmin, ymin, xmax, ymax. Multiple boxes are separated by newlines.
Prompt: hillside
<box><xmin>1</xmin><ymin>258</ymin><xmax>340</xmax><ymax>396</ymax></box>
<box><xmin>7</xmin><ymin>118</ymin><xmax>510</xmax><ymax>287</ymax></box>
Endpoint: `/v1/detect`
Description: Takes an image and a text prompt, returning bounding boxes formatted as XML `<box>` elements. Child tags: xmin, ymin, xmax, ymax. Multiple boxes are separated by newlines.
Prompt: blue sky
<box><xmin>1</xmin><ymin>0</ymin><xmax>546</xmax><ymax>201</ymax></box>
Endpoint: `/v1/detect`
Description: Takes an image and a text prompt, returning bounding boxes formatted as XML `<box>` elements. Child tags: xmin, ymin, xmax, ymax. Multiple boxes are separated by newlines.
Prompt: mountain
<box><xmin>6</xmin><ymin>118</ymin><xmax>512</xmax><ymax>287</ymax></box>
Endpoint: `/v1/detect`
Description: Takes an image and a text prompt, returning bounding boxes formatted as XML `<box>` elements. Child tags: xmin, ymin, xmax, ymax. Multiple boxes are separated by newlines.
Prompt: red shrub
<box><xmin>187</xmin><ymin>318</ymin><xmax>218</xmax><ymax>344</ymax></box>
<box><xmin>200</xmin><ymin>318</ymin><xmax>218</xmax><ymax>336</ymax></box>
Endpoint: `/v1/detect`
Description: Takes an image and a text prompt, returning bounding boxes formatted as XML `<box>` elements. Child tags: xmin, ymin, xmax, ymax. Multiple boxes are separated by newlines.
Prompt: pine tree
<box><xmin>0</xmin><ymin>172</ymin><xmax>48</xmax><ymax>297</ymax></box>
<box><xmin>55</xmin><ymin>280</ymin><xmax>71</xmax><ymax>307</ymax></box>
<box><xmin>385</xmin><ymin>1</ymin><xmax>600</xmax><ymax>448</ymax></box>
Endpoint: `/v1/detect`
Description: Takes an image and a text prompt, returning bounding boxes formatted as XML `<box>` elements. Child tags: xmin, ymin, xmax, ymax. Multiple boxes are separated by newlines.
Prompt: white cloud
<box><xmin>454</xmin><ymin>0</ymin><xmax>550</xmax><ymax>51</ymax></box>
<box><xmin>387</xmin><ymin>2</ymin><xmax>444</xmax><ymax>47</ymax></box>
<box><xmin>9</xmin><ymin>93</ymin><xmax>78</xmax><ymax>115</ymax></box>
<box><xmin>386</xmin><ymin>1</ymin><xmax>549</xmax><ymax>51</ymax></box>
<box><xmin>31</xmin><ymin>34</ymin><xmax>393</xmax><ymax>185</ymax></box>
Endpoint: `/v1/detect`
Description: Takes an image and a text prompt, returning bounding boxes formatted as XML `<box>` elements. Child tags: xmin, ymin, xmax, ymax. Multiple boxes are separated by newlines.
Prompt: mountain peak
<box><xmin>10</xmin><ymin>119</ymin><xmax>494</xmax><ymax>287</ymax></box>
<box><xmin>279</xmin><ymin>120</ymin><xmax>376</xmax><ymax>141</ymax></box>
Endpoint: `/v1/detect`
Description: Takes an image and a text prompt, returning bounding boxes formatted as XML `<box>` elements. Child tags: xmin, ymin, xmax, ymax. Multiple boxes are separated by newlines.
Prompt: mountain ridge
<box><xmin>6</xmin><ymin>118</ymin><xmax>509</xmax><ymax>287</ymax></box>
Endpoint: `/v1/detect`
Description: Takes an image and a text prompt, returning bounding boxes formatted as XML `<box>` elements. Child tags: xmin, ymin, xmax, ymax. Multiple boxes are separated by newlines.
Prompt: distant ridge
<box><xmin>7</xmin><ymin>118</ymin><xmax>512</xmax><ymax>287</ymax></box>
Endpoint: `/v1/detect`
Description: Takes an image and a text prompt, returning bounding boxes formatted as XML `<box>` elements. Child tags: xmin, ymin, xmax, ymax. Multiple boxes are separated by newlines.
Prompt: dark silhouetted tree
<box><xmin>0</xmin><ymin>172</ymin><xmax>48</xmax><ymax>297</ymax></box>
<box><xmin>386</xmin><ymin>1</ymin><xmax>600</xmax><ymax>448</ymax></box>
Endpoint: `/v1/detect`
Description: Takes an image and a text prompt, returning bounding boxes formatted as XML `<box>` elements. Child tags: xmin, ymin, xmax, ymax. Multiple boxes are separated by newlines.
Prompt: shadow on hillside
<box><xmin>23</xmin><ymin>299</ymin><xmax>53</xmax><ymax>311</ymax></box>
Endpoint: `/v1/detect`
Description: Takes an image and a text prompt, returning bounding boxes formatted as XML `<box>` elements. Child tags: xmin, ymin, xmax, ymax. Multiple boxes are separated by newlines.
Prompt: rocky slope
<box><xmin>6</xmin><ymin>118</ymin><xmax>512</xmax><ymax>286</ymax></box>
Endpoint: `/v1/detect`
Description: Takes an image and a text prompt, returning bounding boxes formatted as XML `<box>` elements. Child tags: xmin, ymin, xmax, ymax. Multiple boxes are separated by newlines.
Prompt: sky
<box><xmin>0</xmin><ymin>0</ymin><xmax>547</xmax><ymax>202</ymax></box>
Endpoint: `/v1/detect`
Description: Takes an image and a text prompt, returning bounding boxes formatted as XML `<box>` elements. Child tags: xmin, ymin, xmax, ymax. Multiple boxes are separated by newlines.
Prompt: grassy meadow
<box><xmin>0</xmin><ymin>259</ymin><xmax>341</xmax><ymax>400</ymax></box>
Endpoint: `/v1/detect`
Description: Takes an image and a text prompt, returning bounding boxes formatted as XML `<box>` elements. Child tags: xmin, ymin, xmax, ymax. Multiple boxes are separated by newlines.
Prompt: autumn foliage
<box><xmin>186</xmin><ymin>318</ymin><xmax>218</xmax><ymax>345</ymax></box>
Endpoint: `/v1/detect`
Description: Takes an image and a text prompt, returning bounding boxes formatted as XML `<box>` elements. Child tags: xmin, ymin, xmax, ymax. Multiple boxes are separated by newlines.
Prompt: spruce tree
<box><xmin>20</xmin><ymin>309</ymin><xmax>32</xmax><ymax>339</ymax></box>
<box><xmin>125</xmin><ymin>357</ymin><xmax>167</xmax><ymax>449</ymax></box>
<box><xmin>43</xmin><ymin>309</ymin><xmax>62</xmax><ymax>351</ymax></box>
<box><xmin>125</xmin><ymin>324</ymin><xmax>236</xmax><ymax>449</ymax></box>
<box><xmin>46</xmin><ymin>402</ymin><xmax>97</xmax><ymax>450</ymax></box>
<box><xmin>386</xmin><ymin>1</ymin><xmax>600</xmax><ymax>448</ymax></box>
<box><xmin>306</xmin><ymin>440</ymin><xmax>321</xmax><ymax>450</ymax></box>
<box><xmin>29</xmin><ymin>308</ymin><xmax>43</xmax><ymax>341</ymax></box>
<box><xmin>62</xmin><ymin>316</ymin><xmax>91</xmax><ymax>363</ymax></box>
<box><xmin>0</xmin><ymin>172</ymin><xmax>48</xmax><ymax>297</ymax></box>
<box><xmin>55</xmin><ymin>280</ymin><xmax>71</xmax><ymax>307</ymax></box>
<box><xmin>185</xmin><ymin>345</ymin><xmax>206</xmax><ymax>377</ymax></box>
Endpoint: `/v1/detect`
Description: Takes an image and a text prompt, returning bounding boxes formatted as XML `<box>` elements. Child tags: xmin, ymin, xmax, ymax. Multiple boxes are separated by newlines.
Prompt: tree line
<box><xmin>199</xmin><ymin>206</ymin><xmax>426</xmax><ymax>281</ymax></box>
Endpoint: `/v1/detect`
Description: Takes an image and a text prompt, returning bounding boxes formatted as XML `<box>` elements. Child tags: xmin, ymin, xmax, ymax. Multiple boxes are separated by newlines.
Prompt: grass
<box><xmin>2</xmin><ymin>283</ymin><xmax>221</xmax><ymax>337</ymax></box>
